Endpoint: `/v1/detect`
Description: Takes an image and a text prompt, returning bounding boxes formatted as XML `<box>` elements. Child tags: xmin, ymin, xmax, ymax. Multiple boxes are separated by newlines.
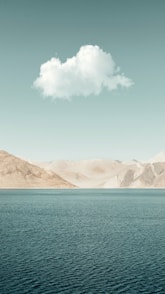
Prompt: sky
<box><xmin>0</xmin><ymin>0</ymin><xmax>165</xmax><ymax>161</ymax></box>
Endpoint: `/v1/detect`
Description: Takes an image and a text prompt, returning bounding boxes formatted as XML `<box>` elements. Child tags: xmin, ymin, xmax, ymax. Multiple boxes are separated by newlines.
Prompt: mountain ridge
<box><xmin>0</xmin><ymin>150</ymin><xmax>75</xmax><ymax>188</ymax></box>
<box><xmin>37</xmin><ymin>152</ymin><xmax>165</xmax><ymax>188</ymax></box>
<box><xmin>1</xmin><ymin>150</ymin><xmax>165</xmax><ymax>188</ymax></box>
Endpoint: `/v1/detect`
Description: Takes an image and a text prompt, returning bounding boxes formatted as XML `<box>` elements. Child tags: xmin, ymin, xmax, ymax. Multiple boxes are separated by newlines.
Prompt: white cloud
<box><xmin>33</xmin><ymin>45</ymin><xmax>133</xmax><ymax>100</ymax></box>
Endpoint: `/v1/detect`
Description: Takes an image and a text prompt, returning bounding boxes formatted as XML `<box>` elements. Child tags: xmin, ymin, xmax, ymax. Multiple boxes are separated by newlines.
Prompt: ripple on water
<box><xmin>0</xmin><ymin>190</ymin><xmax>165</xmax><ymax>293</ymax></box>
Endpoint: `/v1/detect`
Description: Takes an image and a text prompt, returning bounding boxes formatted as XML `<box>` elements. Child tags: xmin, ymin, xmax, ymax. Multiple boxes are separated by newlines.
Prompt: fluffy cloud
<box><xmin>33</xmin><ymin>45</ymin><xmax>133</xmax><ymax>100</ymax></box>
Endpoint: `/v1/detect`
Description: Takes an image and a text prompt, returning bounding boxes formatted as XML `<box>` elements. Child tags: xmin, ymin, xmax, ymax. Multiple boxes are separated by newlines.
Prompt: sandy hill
<box><xmin>38</xmin><ymin>157</ymin><xmax>165</xmax><ymax>188</ymax></box>
<box><xmin>0</xmin><ymin>151</ymin><xmax>74</xmax><ymax>188</ymax></box>
<box><xmin>1</xmin><ymin>150</ymin><xmax>165</xmax><ymax>189</ymax></box>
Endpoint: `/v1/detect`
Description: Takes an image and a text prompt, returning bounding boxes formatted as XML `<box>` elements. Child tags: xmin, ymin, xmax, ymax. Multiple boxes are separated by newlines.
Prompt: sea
<box><xmin>0</xmin><ymin>189</ymin><xmax>165</xmax><ymax>294</ymax></box>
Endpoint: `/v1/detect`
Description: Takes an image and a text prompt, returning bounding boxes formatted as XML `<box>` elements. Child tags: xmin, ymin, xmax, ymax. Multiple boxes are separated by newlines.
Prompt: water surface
<box><xmin>0</xmin><ymin>189</ymin><xmax>165</xmax><ymax>293</ymax></box>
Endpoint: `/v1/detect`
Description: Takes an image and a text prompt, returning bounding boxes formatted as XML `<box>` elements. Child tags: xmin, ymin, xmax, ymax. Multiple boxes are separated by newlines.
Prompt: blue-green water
<box><xmin>0</xmin><ymin>189</ymin><xmax>165</xmax><ymax>294</ymax></box>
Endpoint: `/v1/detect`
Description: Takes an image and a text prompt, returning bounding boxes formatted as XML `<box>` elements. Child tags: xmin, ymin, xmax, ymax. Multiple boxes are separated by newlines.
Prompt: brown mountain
<box><xmin>0</xmin><ymin>151</ymin><xmax>75</xmax><ymax>188</ymax></box>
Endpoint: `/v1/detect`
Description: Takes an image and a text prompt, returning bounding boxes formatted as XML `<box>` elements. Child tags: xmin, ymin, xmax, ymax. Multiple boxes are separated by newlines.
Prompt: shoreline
<box><xmin>0</xmin><ymin>187</ymin><xmax>165</xmax><ymax>190</ymax></box>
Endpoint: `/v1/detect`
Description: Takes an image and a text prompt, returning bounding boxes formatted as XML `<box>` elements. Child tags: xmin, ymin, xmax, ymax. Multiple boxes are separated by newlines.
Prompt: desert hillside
<box><xmin>1</xmin><ymin>150</ymin><xmax>165</xmax><ymax>188</ymax></box>
<box><xmin>0</xmin><ymin>151</ymin><xmax>75</xmax><ymax>188</ymax></box>
<box><xmin>38</xmin><ymin>155</ymin><xmax>165</xmax><ymax>188</ymax></box>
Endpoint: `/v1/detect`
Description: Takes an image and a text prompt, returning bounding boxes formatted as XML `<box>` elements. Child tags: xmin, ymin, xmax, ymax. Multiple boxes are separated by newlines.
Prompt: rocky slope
<box><xmin>0</xmin><ymin>151</ymin><xmax>75</xmax><ymax>188</ymax></box>
<box><xmin>1</xmin><ymin>150</ymin><xmax>165</xmax><ymax>188</ymax></box>
<box><xmin>38</xmin><ymin>155</ymin><xmax>165</xmax><ymax>188</ymax></box>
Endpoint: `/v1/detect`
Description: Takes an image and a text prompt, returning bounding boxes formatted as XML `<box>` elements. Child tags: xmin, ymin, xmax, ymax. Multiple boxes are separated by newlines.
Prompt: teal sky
<box><xmin>0</xmin><ymin>0</ymin><xmax>165</xmax><ymax>161</ymax></box>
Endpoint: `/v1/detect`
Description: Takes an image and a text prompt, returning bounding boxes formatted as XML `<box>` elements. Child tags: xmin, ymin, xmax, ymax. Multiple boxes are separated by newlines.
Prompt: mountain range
<box><xmin>0</xmin><ymin>150</ymin><xmax>165</xmax><ymax>188</ymax></box>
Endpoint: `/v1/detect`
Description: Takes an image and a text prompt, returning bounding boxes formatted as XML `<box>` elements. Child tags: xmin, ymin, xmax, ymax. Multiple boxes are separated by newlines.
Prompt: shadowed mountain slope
<box><xmin>0</xmin><ymin>151</ymin><xmax>75</xmax><ymax>188</ymax></box>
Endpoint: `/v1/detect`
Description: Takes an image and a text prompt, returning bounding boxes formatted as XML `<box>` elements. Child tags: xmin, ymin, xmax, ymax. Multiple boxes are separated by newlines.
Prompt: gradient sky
<box><xmin>0</xmin><ymin>0</ymin><xmax>165</xmax><ymax>161</ymax></box>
